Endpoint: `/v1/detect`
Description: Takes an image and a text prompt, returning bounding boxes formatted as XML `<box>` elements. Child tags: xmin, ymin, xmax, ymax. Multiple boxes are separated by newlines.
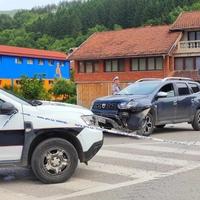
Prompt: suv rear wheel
<box><xmin>192</xmin><ymin>110</ymin><xmax>200</xmax><ymax>131</ymax></box>
<box><xmin>31</xmin><ymin>138</ymin><xmax>78</xmax><ymax>184</ymax></box>
<box><xmin>137</xmin><ymin>113</ymin><xmax>155</xmax><ymax>136</ymax></box>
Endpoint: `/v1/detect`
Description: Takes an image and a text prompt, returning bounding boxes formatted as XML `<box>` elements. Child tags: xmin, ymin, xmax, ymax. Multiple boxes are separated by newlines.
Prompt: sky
<box><xmin>0</xmin><ymin>0</ymin><xmax>65</xmax><ymax>11</ymax></box>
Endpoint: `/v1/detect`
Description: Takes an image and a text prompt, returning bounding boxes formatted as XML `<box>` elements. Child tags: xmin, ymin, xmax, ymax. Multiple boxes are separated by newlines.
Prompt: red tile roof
<box><xmin>69</xmin><ymin>25</ymin><xmax>181</xmax><ymax>60</ymax></box>
<box><xmin>0</xmin><ymin>45</ymin><xmax>67</xmax><ymax>60</ymax></box>
<box><xmin>170</xmin><ymin>11</ymin><xmax>200</xmax><ymax>31</ymax></box>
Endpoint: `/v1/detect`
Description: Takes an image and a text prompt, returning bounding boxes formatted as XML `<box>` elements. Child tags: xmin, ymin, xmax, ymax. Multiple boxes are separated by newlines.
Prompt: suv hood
<box><xmin>95</xmin><ymin>94</ymin><xmax>149</xmax><ymax>103</ymax></box>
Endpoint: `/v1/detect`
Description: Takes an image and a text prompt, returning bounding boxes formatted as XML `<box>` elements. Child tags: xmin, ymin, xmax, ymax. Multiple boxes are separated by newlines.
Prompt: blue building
<box><xmin>0</xmin><ymin>45</ymin><xmax>70</xmax><ymax>89</ymax></box>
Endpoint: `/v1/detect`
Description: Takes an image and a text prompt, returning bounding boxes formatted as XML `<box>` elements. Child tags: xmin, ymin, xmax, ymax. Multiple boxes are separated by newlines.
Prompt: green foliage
<box><xmin>51</xmin><ymin>78</ymin><xmax>76</xmax><ymax>101</ymax></box>
<box><xmin>19</xmin><ymin>75</ymin><xmax>50</xmax><ymax>100</ymax></box>
<box><xmin>0</xmin><ymin>0</ymin><xmax>199</xmax><ymax>52</ymax></box>
<box><xmin>66</xmin><ymin>96</ymin><xmax>77</xmax><ymax>104</ymax></box>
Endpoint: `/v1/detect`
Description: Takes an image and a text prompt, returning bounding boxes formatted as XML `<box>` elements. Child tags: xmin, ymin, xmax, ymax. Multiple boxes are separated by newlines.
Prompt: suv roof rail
<box><xmin>163</xmin><ymin>77</ymin><xmax>193</xmax><ymax>82</ymax></box>
<box><xmin>136</xmin><ymin>78</ymin><xmax>162</xmax><ymax>82</ymax></box>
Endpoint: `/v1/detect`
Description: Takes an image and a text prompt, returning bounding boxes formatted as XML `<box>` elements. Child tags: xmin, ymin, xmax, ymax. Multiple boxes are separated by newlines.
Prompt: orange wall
<box><xmin>0</xmin><ymin>78</ymin><xmax>53</xmax><ymax>90</ymax></box>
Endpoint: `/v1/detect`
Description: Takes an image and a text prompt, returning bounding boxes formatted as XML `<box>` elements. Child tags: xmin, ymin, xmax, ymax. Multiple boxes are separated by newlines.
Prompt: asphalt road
<box><xmin>0</xmin><ymin>123</ymin><xmax>200</xmax><ymax>200</ymax></box>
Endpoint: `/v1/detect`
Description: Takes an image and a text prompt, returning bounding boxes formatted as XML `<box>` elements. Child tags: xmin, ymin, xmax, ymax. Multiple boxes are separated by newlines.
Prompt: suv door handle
<box><xmin>173</xmin><ymin>100</ymin><xmax>177</xmax><ymax>106</ymax></box>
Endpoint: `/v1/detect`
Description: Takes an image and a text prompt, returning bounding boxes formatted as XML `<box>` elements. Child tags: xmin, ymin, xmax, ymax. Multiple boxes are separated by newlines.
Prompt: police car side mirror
<box><xmin>0</xmin><ymin>102</ymin><xmax>17</xmax><ymax>115</ymax></box>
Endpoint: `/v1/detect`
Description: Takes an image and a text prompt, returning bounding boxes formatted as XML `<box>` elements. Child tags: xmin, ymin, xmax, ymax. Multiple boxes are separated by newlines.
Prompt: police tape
<box><xmin>76</xmin><ymin>123</ymin><xmax>200</xmax><ymax>147</ymax></box>
<box><xmin>20</xmin><ymin>112</ymin><xmax>200</xmax><ymax>147</ymax></box>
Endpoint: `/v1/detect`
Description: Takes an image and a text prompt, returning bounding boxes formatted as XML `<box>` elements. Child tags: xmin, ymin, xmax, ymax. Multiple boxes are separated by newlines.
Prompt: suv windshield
<box><xmin>118</xmin><ymin>81</ymin><xmax>161</xmax><ymax>95</ymax></box>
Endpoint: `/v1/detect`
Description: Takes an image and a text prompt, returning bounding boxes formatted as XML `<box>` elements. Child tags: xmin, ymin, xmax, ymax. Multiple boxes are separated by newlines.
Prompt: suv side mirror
<box><xmin>0</xmin><ymin>102</ymin><xmax>17</xmax><ymax>115</ymax></box>
<box><xmin>156</xmin><ymin>92</ymin><xmax>168</xmax><ymax>99</ymax></box>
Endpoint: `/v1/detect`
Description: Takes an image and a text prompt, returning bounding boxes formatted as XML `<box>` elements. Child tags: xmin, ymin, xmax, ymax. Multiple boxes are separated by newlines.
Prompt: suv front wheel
<box><xmin>192</xmin><ymin>110</ymin><xmax>200</xmax><ymax>131</ymax></box>
<box><xmin>137</xmin><ymin>113</ymin><xmax>155</xmax><ymax>136</ymax></box>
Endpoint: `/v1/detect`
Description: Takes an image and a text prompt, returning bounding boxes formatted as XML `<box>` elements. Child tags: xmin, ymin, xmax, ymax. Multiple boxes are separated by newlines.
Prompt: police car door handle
<box><xmin>173</xmin><ymin>100</ymin><xmax>177</xmax><ymax>106</ymax></box>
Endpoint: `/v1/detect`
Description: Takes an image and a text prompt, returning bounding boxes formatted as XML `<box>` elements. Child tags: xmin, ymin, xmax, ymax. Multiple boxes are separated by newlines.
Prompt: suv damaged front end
<box><xmin>91</xmin><ymin>99</ymin><xmax>151</xmax><ymax>132</ymax></box>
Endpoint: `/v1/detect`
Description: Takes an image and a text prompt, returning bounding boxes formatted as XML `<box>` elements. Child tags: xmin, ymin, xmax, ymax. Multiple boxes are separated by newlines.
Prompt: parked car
<box><xmin>0</xmin><ymin>88</ymin><xmax>103</xmax><ymax>184</ymax></box>
<box><xmin>91</xmin><ymin>77</ymin><xmax>200</xmax><ymax>136</ymax></box>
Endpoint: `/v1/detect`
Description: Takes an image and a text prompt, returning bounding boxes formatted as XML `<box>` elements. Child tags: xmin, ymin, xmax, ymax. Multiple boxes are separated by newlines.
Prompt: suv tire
<box><xmin>192</xmin><ymin>110</ymin><xmax>200</xmax><ymax>131</ymax></box>
<box><xmin>137</xmin><ymin>113</ymin><xmax>155</xmax><ymax>136</ymax></box>
<box><xmin>31</xmin><ymin>138</ymin><xmax>78</xmax><ymax>184</ymax></box>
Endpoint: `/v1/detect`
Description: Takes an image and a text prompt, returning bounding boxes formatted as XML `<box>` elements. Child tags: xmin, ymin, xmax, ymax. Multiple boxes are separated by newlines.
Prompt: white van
<box><xmin>0</xmin><ymin>89</ymin><xmax>103</xmax><ymax>183</ymax></box>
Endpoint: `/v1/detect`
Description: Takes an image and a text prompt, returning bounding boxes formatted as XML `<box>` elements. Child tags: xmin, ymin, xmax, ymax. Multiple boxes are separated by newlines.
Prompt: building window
<box><xmin>94</xmin><ymin>62</ymin><xmax>99</xmax><ymax>72</ymax></box>
<box><xmin>185</xmin><ymin>57</ymin><xmax>194</xmax><ymax>70</ymax></box>
<box><xmin>131</xmin><ymin>57</ymin><xmax>163</xmax><ymax>71</ymax></box>
<box><xmin>48</xmin><ymin>60</ymin><xmax>54</xmax><ymax>66</ymax></box>
<box><xmin>131</xmin><ymin>59</ymin><xmax>139</xmax><ymax>71</ymax></box>
<box><xmin>188</xmin><ymin>31</ymin><xmax>200</xmax><ymax>41</ymax></box>
<box><xmin>27</xmin><ymin>58</ymin><xmax>33</xmax><ymax>65</ymax></box>
<box><xmin>175</xmin><ymin>58</ymin><xmax>184</xmax><ymax>70</ymax></box>
<box><xmin>104</xmin><ymin>59</ymin><xmax>125</xmax><ymax>72</ymax></box>
<box><xmin>175</xmin><ymin>57</ymin><xmax>197</xmax><ymax>70</ymax></box>
<box><xmin>78</xmin><ymin>62</ymin><xmax>85</xmax><ymax>73</ymax></box>
<box><xmin>15</xmin><ymin>57</ymin><xmax>23</xmax><ymax>64</ymax></box>
<box><xmin>85</xmin><ymin>62</ymin><xmax>93</xmax><ymax>73</ymax></box>
<box><xmin>196</xmin><ymin>57</ymin><xmax>200</xmax><ymax>70</ymax></box>
<box><xmin>155</xmin><ymin>57</ymin><xmax>163</xmax><ymax>70</ymax></box>
<box><xmin>148</xmin><ymin>58</ymin><xmax>155</xmax><ymax>70</ymax></box>
<box><xmin>78</xmin><ymin>61</ymin><xmax>99</xmax><ymax>73</ymax></box>
<box><xmin>60</xmin><ymin>61</ymin><xmax>65</xmax><ymax>66</ymax></box>
<box><xmin>38</xmin><ymin>59</ymin><xmax>44</xmax><ymax>65</ymax></box>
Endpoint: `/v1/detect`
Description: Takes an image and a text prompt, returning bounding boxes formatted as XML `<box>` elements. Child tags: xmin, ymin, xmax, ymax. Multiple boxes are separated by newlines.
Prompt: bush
<box><xmin>65</xmin><ymin>96</ymin><xmax>77</xmax><ymax>104</ymax></box>
<box><xmin>51</xmin><ymin>78</ymin><xmax>76</xmax><ymax>101</ymax></box>
<box><xmin>19</xmin><ymin>75</ymin><xmax>50</xmax><ymax>100</ymax></box>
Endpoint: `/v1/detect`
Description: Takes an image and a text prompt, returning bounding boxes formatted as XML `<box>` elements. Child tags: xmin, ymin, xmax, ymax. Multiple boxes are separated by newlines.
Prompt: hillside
<box><xmin>0</xmin><ymin>9</ymin><xmax>19</xmax><ymax>17</ymax></box>
<box><xmin>0</xmin><ymin>0</ymin><xmax>200</xmax><ymax>52</ymax></box>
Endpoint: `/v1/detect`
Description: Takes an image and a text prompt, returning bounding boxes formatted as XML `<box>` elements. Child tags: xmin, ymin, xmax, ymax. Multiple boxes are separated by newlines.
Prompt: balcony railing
<box><xmin>177</xmin><ymin>40</ymin><xmax>200</xmax><ymax>53</ymax></box>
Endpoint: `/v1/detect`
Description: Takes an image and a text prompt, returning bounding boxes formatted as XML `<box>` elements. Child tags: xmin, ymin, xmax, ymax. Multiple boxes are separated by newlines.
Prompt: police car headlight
<box><xmin>81</xmin><ymin>115</ymin><xmax>96</xmax><ymax>126</ymax></box>
<box><xmin>118</xmin><ymin>101</ymin><xmax>138</xmax><ymax>109</ymax></box>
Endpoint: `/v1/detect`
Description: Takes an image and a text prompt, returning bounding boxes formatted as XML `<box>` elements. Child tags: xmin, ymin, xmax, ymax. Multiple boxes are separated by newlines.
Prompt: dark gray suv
<box><xmin>91</xmin><ymin>77</ymin><xmax>200</xmax><ymax>136</ymax></box>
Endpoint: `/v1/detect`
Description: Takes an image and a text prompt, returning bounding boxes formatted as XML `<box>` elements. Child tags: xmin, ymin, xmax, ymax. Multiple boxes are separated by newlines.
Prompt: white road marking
<box><xmin>97</xmin><ymin>149</ymin><xmax>196</xmax><ymax>166</ymax></box>
<box><xmin>0</xmin><ymin>187</ymin><xmax>40</xmax><ymax>200</ymax></box>
<box><xmin>46</xmin><ymin>163</ymin><xmax>200</xmax><ymax>200</ymax></box>
<box><xmin>106</xmin><ymin>143</ymin><xmax>200</xmax><ymax>156</ymax></box>
<box><xmin>80</xmin><ymin>161</ymin><xmax>161</xmax><ymax>179</ymax></box>
<box><xmin>56</xmin><ymin>177</ymin><xmax>110</xmax><ymax>191</ymax></box>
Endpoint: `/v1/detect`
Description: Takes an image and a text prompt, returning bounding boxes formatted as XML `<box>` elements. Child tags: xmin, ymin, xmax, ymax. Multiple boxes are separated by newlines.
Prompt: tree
<box><xmin>19</xmin><ymin>75</ymin><xmax>50</xmax><ymax>100</ymax></box>
<box><xmin>51</xmin><ymin>78</ymin><xmax>76</xmax><ymax>101</ymax></box>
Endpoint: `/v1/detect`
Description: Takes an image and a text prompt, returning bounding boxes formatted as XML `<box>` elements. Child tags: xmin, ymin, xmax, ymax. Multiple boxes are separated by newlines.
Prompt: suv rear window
<box><xmin>176</xmin><ymin>83</ymin><xmax>190</xmax><ymax>96</ymax></box>
<box><xmin>189</xmin><ymin>83</ymin><xmax>200</xmax><ymax>93</ymax></box>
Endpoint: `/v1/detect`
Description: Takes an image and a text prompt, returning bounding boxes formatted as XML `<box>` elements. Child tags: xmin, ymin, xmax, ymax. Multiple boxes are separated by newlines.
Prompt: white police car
<box><xmin>0</xmin><ymin>88</ymin><xmax>103</xmax><ymax>184</ymax></box>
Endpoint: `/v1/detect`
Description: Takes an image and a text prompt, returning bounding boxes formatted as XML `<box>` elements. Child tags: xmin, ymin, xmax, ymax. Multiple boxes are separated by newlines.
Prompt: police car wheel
<box><xmin>31</xmin><ymin>138</ymin><xmax>78</xmax><ymax>184</ymax></box>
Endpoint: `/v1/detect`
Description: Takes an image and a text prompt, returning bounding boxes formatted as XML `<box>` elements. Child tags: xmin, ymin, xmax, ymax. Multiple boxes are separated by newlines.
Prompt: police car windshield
<box><xmin>0</xmin><ymin>89</ymin><xmax>36</xmax><ymax>106</ymax></box>
<box><xmin>118</xmin><ymin>81</ymin><xmax>161</xmax><ymax>95</ymax></box>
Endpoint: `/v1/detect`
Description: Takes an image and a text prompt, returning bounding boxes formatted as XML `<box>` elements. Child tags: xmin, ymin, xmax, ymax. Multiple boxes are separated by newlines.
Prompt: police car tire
<box><xmin>31</xmin><ymin>138</ymin><xmax>78</xmax><ymax>184</ymax></box>
<box><xmin>192</xmin><ymin>110</ymin><xmax>200</xmax><ymax>131</ymax></box>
